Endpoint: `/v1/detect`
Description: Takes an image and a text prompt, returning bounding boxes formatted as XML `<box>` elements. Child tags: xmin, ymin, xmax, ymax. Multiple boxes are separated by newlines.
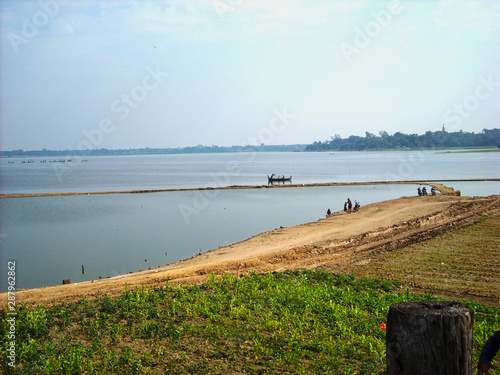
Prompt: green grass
<box><xmin>2</xmin><ymin>270</ymin><xmax>499</xmax><ymax>374</ymax></box>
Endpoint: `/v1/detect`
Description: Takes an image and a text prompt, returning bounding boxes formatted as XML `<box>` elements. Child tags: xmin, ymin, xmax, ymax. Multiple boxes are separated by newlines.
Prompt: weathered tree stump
<box><xmin>386</xmin><ymin>301</ymin><xmax>474</xmax><ymax>375</ymax></box>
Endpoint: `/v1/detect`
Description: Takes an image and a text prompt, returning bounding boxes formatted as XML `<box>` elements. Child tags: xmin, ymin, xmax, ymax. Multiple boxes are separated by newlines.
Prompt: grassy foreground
<box><xmin>1</xmin><ymin>270</ymin><xmax>499</xmax><ymax>374</ymax></box>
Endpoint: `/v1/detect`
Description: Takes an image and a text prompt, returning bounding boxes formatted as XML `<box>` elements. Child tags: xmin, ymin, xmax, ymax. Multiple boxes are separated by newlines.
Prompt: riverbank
<box><xmin>3</xmin><ymin>193</ymin><xmax>499</xmax><ymax>307</ymax></box>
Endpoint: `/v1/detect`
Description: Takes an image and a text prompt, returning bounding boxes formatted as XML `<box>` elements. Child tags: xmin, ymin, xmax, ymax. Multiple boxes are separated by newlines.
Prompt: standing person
<box><xmin>347</xmin><ymin>198</ymin><xmax>352</xmax><ymax>213</ymax></box>
<box><xmin>344</xmin><ymin>201</ymin><xmax>348</xmax><ymax>212</ymax></box>
<box><xmin>477</xmin><ymin>330</ymin><xmax>500</xmax><ymax>375</ymax></box>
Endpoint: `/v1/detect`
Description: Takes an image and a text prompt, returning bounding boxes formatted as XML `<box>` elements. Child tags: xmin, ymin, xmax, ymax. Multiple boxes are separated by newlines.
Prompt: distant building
<box><xmin>442</xmin><ymin>124</ymin><xmax>447</xmax><ymax>132</ymax></box>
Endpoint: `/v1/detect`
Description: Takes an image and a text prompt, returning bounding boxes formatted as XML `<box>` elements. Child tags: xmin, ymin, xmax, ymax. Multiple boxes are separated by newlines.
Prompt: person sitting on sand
<box><xmin>326</xmin><ymin>208</ymin><xmax>331</xmax><ymax>217</ymax></box>
<box><xmin>354</xmin><ymin>201</ymin><xmax>360</xmax><ymax>212</ymax></box>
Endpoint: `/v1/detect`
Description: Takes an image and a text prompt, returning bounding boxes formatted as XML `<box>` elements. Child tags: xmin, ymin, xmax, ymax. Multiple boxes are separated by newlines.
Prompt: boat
<box><xmin>267</xmin><ymin>174</ymin><xmax>292</xmax><ymax>183</ymax></box>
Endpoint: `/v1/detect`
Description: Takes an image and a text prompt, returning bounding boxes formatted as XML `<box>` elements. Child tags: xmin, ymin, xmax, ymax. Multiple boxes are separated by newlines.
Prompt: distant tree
<box><xmin>304</xmin><ymin>128</ymin><xmax>500</xmax><ymax>151</ymax></box>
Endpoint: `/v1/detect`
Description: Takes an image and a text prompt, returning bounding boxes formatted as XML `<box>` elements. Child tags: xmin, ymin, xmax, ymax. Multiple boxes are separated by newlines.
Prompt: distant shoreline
<box><xmin>1</xmin><ymin>146</ymin><xmax>499</xmax><ymax>158</ymax></box>
<box><xmin>2</xmin><ymin>179</ymin><xmax>498</xmax><ymax>199</ymax></box>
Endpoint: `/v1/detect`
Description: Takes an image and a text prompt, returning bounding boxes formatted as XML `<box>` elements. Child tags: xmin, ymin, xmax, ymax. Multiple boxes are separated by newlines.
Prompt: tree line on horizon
<box><xmin>305</xmin><ymin>128</ymin><xmax>500</xmax><ymax>151</ymax></box>
<box><xmin>0</xmin><ymin>143</ymin><xmax>306</xmax><ymax>157</ymax></box>
<box><xmin>2</xmin><ymin>129</ymin><xmax>499</xmax><ymax>157</ymax></box>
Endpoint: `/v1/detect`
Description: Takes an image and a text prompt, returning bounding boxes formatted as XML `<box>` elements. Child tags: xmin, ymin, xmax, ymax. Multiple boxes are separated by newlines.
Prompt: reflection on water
<box><xmin>1</xmin><ymin>184</ymin><xmax>427</xmax><ymax>291</ymax></box>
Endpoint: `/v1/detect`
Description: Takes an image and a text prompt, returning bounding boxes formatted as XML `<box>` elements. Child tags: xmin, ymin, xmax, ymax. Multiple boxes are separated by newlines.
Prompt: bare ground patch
<box><xmin>343</xmin><ymin>215</ymin><xmax>500</xmax><ymax>304</ymax></box>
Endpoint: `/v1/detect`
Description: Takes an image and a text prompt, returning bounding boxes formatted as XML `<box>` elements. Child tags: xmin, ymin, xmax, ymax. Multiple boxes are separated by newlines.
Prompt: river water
<box><xmin>1</xmin><ymin>151</ymin><xmax>498</xmax><ymax>290</ymax></box>
<box><xmin>1</xmin><ymin>150</ymin><xmax>499</xmax><ymax>194</ymax></box>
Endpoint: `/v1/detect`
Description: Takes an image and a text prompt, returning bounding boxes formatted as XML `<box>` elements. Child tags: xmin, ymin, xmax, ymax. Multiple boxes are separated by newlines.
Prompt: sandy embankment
<box><xmin>3</xmin><ymin>187</ymin><xmax>499</xmax><ymax>307</ymax></box>
<box><xmin>3</xmin><ymin>178</ymin><xmax>499</xmax><ymax>199</ymax></box>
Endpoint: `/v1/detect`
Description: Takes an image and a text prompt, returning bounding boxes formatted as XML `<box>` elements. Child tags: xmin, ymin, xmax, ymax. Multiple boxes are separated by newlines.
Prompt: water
<box><xmin>1</xmin><ymin>150</ymin><xmax>499</xmax><ymax>194</ymax></box>
<box><xmin>433</xmin><ymin>180</ymin><xmax>499</xmax><ymax>197</ymax></box>
<box><xmin>1</xmin><ymin>184</ymin><xmax>420</xmax><ymax>290</ymax></box>
<box><xmin>1</xmin><ymin>151</ymin><xmax>499</xmax><ymax>291</ymax></box>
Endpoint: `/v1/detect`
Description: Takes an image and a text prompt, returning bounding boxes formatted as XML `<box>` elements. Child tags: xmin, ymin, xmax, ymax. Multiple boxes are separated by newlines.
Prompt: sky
<box><xmin>1</xmin><ymin>0</ymin><xmax>499</xmax><ymax>151</ymax></box>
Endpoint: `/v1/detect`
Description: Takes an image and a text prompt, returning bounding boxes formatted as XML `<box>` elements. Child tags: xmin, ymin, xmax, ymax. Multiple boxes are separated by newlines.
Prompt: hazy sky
<box><xmin>1</xmin><ymin>0</ymin><xmax>499</xmax><ymax>150</ymax></box>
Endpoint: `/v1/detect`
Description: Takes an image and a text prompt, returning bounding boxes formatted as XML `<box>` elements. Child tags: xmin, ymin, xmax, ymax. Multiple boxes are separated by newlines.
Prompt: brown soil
<box><xmin>3</xmin><ymin>193</ymin><xmax>499</xmax><ymax>308</ymax></box>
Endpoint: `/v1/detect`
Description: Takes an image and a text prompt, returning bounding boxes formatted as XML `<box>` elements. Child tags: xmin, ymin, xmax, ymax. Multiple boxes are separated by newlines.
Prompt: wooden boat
<box><xmin>267</xmin><ymin>175</ymin><xmax>292</xmax><ymax>182</ymax></box>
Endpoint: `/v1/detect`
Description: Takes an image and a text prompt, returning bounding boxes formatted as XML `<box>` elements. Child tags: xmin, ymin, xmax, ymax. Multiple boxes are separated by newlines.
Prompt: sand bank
<box><xmin>2</xmin><ymin>178</ymin><xmax>495</xmax><ymax>199</ymax></box>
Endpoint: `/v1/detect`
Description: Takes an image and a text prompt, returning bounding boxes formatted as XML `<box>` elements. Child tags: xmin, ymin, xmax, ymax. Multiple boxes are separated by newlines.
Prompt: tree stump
<box><xmin>386</xmin><ymin>301</ymin><xmax>474</xmax><ymax>375</ymax></box>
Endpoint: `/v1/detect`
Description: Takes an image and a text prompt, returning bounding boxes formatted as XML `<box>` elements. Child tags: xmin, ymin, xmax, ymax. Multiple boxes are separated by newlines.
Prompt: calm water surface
<box><xmin>2</xmin><ymin>184</ymin><xmax>420</xmax><ymax>290</ymax></box>
<box><xmin>1</xmin><ymin>151</ymin><xmax>498</xmax><ymax>291</ymax></box>
<box><xmin>1</xmin><ymin>150</ymin><xmax>499</xmax><ymax>194</ymax></box>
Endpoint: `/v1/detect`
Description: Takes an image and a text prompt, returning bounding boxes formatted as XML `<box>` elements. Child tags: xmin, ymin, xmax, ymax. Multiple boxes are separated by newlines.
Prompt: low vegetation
<box><xmin>347</xmin><ymin>216</ymin><xmax>500</xmax><ymax>299</ymax></box>
<box><xmin>1</xmin><ymin>270</ymin><xmax>499</xmax><ymax>374</ymax></box>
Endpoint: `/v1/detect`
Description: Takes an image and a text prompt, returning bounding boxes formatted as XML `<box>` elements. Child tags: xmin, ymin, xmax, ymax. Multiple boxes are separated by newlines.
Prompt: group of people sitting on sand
<box><xmin>417</xmin><ymin>186</ymin><xmax>436</xmax><ymax>196</ymax></box>
<box><xmin>344</xmin><ymin>198</ymin><xmax>360</xmax><ymax>213</ymax></box>
<box><xmin>326</xmin><ymin>198</ymin><xmax>360</xmax><ymax>217</ymax></box>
